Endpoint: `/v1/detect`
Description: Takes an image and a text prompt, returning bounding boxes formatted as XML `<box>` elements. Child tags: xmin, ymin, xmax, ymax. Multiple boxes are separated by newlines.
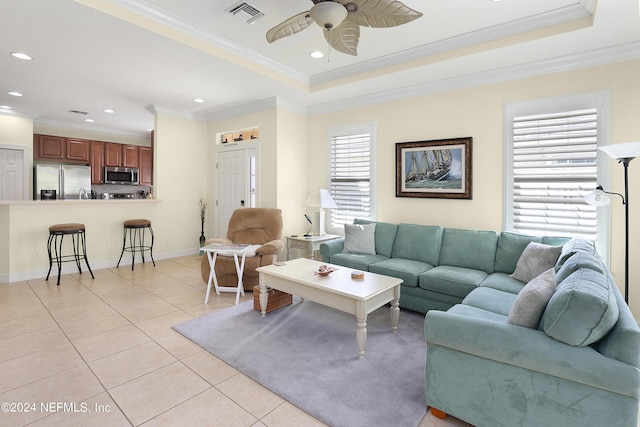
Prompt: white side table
<box><xmin>285</xmin><ymin>234</ymin><xmax>341</xmax><ymax>261</ymax></box>
<box><xmin>202</xmin><ymin>243</ymin><xmax>250</xmax><ymax>305</ymax></box>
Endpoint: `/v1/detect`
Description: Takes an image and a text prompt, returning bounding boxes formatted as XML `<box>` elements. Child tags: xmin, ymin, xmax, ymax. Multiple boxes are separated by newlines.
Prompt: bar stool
<box><xmin>117</xmin><ymin>219</ymin><xmax>155</xmax><ymax>270</ymax></box>
<box><xmin>46</xmin><ymin>223</ymin><xmax>94</xmax><ymax>286</ymax></box>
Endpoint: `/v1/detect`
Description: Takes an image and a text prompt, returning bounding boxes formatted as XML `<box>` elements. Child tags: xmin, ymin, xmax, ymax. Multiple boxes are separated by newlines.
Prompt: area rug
<box><xmin>173</xmin><ymin>298</ymin><xmax>427</xmax><ymax>427</ymax></box>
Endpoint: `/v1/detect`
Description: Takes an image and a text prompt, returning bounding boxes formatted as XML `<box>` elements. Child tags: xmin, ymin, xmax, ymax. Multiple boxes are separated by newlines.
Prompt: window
<box><xmin>504</xmin><ymin>92</ymin><xmax>610</xmax><ymax>258</ymax></box>
<box><xmin>327</xmin><ymin>122</ymin><xmax>376</xmax><ymax>234</ymax></box>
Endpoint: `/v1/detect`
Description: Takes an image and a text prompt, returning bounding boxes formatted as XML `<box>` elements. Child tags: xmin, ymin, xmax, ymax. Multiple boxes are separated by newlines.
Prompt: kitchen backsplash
<box><xmin>91</xmin><ymin>184</ymin><xmax>152</xmax><ymax>199</ymax></box>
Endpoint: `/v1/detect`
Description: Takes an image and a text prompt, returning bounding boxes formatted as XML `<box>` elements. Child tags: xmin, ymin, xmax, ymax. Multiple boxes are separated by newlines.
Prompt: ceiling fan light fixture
<box><xmin>310</xmin><ymin>2</ymin><xmax>347</xmax><ymax>30</ymax></box>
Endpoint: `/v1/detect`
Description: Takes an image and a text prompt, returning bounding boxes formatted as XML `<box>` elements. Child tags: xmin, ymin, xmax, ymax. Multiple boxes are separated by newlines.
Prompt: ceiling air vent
<box><xmin>227</xmin><ymin>2</ymin><xmax>264</xmax><ymax>24</ymax></box>
<box><xmin>68</xmin><ymin>109</ymin><xmax>89</xmax><ymax>115</ymax></box>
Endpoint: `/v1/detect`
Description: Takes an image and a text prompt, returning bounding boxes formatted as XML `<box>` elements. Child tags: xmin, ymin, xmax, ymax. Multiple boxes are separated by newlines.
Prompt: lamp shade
<box><xmin>584</xmin><ymin>188</ymin><xmax>611</xmax><ymax>207</ymax></box>
<box><xmin>598</xmin><ymin>141</ymin><xmax>640</xmax><ymax>160</ymax></box>
<box><xmin>309</xmin><ymin>1</ymin><xmax>348</xmax><ymax>30</ymax></box>
<box><xmin>302</xmin><ymin>189</ymin><xmax>338</xmax><ymax>209</ymax></box>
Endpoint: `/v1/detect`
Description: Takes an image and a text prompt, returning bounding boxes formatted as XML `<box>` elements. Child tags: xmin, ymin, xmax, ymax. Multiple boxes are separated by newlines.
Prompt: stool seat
<box><xmin>117</xmin><ymin>219</ymin><xmax>155</xmax><ymax>270</ymax></box>
<box><xmin>46</xmin><ymin>223</ymin><xmax>94</xmax><ymax>286</ymax></box>
<box><xmin>49</xmin><ymin>223</ymin><xmax>85</xmax><ymax>234</ymax></box>
<box><xmin>123</xmin><ymin>219</ymin><xmax>151</xmax><ymax>228</ymax></box>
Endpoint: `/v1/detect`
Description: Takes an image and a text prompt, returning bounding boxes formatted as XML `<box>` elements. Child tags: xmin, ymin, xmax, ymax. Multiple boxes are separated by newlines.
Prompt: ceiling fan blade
<box><xmin>346</xmin><ymin>0</ymin><xmax>423</xmax><ymax>28</ymax></box>
<box><xmin>266</xmin><ymin>11</ymin><xmax>314</xmax><ymax>43</ymax></box>
<box><xmin>325</xmin><ymin>18</ymin><xmax>360</xmax><ymax>56</ymax></box>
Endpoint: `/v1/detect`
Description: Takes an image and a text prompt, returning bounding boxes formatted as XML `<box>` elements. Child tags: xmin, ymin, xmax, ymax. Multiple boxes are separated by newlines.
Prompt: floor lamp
<box><xmin>585</xmin><ymin>141</ymin><xmax>640</xmax><ymax>304</ymax></box>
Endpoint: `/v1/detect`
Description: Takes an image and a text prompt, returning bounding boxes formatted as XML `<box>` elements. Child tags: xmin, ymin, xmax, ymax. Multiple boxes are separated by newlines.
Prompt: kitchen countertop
<box><xmin>0</xmin><ymin>199</ymin><xmax>162</xmax><ymax>207</ymax></box>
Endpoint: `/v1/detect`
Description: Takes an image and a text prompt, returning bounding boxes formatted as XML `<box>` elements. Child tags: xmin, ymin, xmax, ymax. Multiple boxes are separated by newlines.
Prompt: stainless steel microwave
<box><xmin>104</xmin><ymin>166</ymin><xmax>139</xmax><ymax>185</ymax></box>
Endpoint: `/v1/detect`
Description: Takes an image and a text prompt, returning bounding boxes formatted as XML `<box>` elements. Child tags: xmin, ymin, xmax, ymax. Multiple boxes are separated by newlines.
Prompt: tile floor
<box><xmin>0</xmin><ymin>255</ymin><xmax>471</xmax><ymax>427</ymax></box>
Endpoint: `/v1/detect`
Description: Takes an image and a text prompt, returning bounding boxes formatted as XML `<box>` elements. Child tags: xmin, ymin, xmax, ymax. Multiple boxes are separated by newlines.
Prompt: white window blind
<box><xmin>511</xmin><ymin>108</ymin><xmax>598</xmax><ymax>239</ymax></box>
<box><xmin>329</xmin><ymin>130</ymin><xmax>373</xmax><ymax>229</ymax></box>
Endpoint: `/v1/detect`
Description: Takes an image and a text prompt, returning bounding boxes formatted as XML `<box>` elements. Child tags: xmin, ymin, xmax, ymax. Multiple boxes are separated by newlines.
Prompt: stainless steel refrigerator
<box><xmin>33</xmin><ymin>163</ymin><xmax>91</xmax><ymax>200</ymax></box>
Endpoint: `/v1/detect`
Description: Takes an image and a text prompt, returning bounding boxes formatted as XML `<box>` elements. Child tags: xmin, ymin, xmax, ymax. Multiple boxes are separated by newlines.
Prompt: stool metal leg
<box><xmin>80</xmin><ymin>231</ymin><xmax>94</xmax><ymax>278</ymax></box>
<box><xmin>46</xmin><ymin>233</ymin><xmax>55</xmax><ymax>281</ymax></box>
<box><xmin>116</xmin><ymin>227</ymin><xmax>127</xmax><ymax>268</ymax></box>
<box><xmin>54</xmin><ymin>234</ymin><xmax>63</xmax><ymax>286</ymax></box>
<box><xmin>149</xmin><ymin>226</ymin><xmax>155</xmax><ymax>266</ymax></box>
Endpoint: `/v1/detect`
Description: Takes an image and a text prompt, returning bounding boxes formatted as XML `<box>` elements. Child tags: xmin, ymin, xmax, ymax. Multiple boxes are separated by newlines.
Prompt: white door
<box><xmin>0</xmin><ymin>147</ymin><xmax>25</xmax><ymax>200</ymax></box>
<box><xmin>217</xmin><ymin>149</ymin><xmax>247</xmax><ymax>238</ymax></box>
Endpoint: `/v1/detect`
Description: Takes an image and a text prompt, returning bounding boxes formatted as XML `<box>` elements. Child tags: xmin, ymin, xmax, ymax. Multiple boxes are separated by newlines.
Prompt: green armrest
<box><xmin>319</xmin><ymin>238</ymin><xmax>345</xmax><ymax>261</ymax></box>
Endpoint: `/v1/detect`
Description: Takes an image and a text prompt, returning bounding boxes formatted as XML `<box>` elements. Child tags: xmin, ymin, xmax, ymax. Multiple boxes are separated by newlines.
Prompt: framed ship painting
<box><xmin>396</xmin><ymin>137</ymin><xmax>472</xmax><ymax>199</ymax></box>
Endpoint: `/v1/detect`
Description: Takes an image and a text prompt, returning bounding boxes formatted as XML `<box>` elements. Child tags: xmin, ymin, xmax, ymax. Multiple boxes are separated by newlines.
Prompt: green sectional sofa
<box><xmin>320</xmin><ymin>219</ymin><xmax>640</xmax><ymax>427</ymax></box>
<box><xmin>319</xmin><ymin>219</ymin><xmax>568</xmax><ymax>313</ymax></box>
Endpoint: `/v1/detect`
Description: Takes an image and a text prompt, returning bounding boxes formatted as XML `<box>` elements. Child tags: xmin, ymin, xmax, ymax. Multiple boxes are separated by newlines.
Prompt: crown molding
<box><xmin>110</xmin><ymin>0</ymin><xmax>309</xmax><ymax>85</ymax></box>
<box><xmin>310</xmin><ymin>1</ymin><xmax>594</xmax><ymax>86</ymax></box>
<box><xmin>33</xmin><ymin>118</ymin><xmax>150</xmax><ymax>138</ymax></box>
<box><xmin>145</xmin><ymin>104</ymin><xmax>207</xmax><ymax>122</ymax></box>
<box><xmin>308</xmin><ymin>41</ymin><xmax>640</xmax><ymax>116</ymax></box>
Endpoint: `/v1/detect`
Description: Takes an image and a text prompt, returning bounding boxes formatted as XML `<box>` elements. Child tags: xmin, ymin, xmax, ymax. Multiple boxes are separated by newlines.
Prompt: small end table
<box><xmin>285</xmin><ymin>234</ymin><xmax>340</xmax><ymax>261</ymax></box>
<box><xmin>201</xmin><ymin>243</ymin><xmax>250</xmax><ymax>305</ymax></box>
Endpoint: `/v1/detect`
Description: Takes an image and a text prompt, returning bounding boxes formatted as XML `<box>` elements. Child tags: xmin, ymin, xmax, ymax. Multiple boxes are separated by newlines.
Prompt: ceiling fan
<box><xmin>266</xmin><ymin>0</ymin><xmax>423</xmax><ymax>56</ymax></box>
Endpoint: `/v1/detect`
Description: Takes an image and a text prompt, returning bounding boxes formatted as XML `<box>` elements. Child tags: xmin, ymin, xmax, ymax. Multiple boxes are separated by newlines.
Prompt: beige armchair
<box><xmin>200</xmin><ymin>208</ymin><xmax>284</xmax><ymax>290</ymax></box>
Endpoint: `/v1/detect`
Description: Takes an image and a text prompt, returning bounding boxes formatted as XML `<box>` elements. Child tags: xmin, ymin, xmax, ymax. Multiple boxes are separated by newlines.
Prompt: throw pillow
<box><xmin>510</xmin><ymin>242</ymin><xmax>562</xmax><ymax>283</ymax></box>
<box><xmin>542</xmin><ymin>268</ymin><xmax>619</xmax><ymax>346</ymax></box>
<box><xmin>342</xmin><ymin>223</ymin><xmax>376</xmax><ymax>255</ymax></box>
<box><xmin>507</xmin><ymin>268</ymin><xmax>556</xmax><ymax>328</ymax></box>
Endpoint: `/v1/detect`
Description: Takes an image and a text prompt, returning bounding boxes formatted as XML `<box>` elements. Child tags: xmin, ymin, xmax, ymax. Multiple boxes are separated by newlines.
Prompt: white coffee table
<box><xmin>202</xmin><ymin>243</ymin><xmax>250</xmax><ymax>305</ymax></box>
<box><xmin>256</xmin><ymin>258</ymin><xmax>402</xmax><ymax>358</ymax></box>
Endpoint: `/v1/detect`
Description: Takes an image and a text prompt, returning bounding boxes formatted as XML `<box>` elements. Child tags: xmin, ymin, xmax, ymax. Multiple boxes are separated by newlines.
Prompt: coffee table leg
<box><xmin>259</xmin><ymin>281</ymin><xmax>268</xmax><ymax>317</ymax></box>
<box><xmin>356</xmin><ymin>304</ymin><xmax>367</xmax><ymax>359</ymax></box>
<box><xmin>390</xmin><ymin>285</ymin><xmax>400</xmax><ymax>332</ymax></box>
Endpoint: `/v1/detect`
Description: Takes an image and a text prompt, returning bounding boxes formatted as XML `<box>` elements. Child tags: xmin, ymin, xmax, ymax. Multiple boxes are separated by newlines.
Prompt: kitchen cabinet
<box><xmin>90</xmin><ymin>141</ymin><xmax>105</xmax><ymax>184</ymax></box>
<box><xmin>34</xmin><ymin>134</ymin><xmax>90</xmax><ymax>162</ymax></box>
<box><xmin>139</xmin><ymin>146</ymin><xmax>153</xmax><ymax>186</ymax></box>
<box><xmin>66</xmin><ymin>138</ymin><xmax>90</xmax><ymax>162</ymax></box>
<box><xmin>105</xmin><ymin>142</ymin><xmax>139</xmax><ymax>168</ymax></box>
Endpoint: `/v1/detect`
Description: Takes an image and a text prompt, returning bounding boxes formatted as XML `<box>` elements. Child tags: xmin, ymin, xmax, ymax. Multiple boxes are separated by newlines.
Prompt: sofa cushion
<box><xmin>494</xmin><ymin>232</ymin><xmax>541</xmax><ymax>274</ymax></box>
<box><xmin>329</xmin><ymin>253</ymin><xmax>388</xmax><ymax>272</ymax></box>
<box><xmin>369</xmin><ymin>258</ymin><xmax>433</xmax><ymax>287</ymax></box>
<box><xmin>461</xmin><ymin>287</ymin><xmax>517</xmax><ymax>316</ymax></box>
<box><xmin>342</xmin><ymin>223</ymin><xmax>376</xmax><ymax>255</ymax></box>
<box><xmin>354</xmin><ymin>219</ymin><xmax>398</xmax><ymax>258</ymax></box>
<box><xmin>507</xmin><ymin>268</ymin><xmax>556</xmax><ymax>329</ymax></box>
<box><xmin>392</xmin><ymin>224</ymin><xmax>442</xmax><ymax>265</ymax></box>
<box><xmin>420</xmin><ymin>266</ymin><xmax>488</xmax><ymax>298</ymax></box>
<box><xmin>446</xmin><ymin>303</ymin><xmax>509</xmax><ymax>323</ymax></box>
<box><xmin>555</xmin><ymin>251</ymin><xmax>604</xmax><ymax>283</ymax></box>
<box><xmin>556</xmin><ymin>238</ymin><xmax>597</xmax><ymax>268</ymax></box>
<box><xmin>479</xmin><ymin>273</ymin><xmax>525</xmax><ymax>294</ymax></box>
<box><xmin>438</xmin><ymin>228</ymin><xmax>498</xmax><ymax>274</ymax></box>
<box><xmin>510</xmin><ymin>242</ymin><xmax>562</xmax><ymax>283</ymax></box>
<box><xmin>542</xmin><ymin>268</ymin><xmax>619</xmax><ymax>346</ymax></box>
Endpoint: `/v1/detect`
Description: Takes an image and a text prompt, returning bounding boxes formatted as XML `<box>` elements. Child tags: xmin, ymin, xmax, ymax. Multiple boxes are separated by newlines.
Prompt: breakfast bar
<box><xmin>0</xmin><ymin>199</ymin><xmax>165</xmax><ymax>283</ymax></box>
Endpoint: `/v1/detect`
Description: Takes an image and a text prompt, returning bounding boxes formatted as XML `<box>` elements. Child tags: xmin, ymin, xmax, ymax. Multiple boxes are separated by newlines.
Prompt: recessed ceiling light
<box><xmin>84</xmin><ymin>119</ymin><xmax>94</xmax><ymax>123</ymax></box>
<box><xmin>193</xmin><ymin>98</ymin><xmax>205</xmax><ymax>103</ymax></box>
<box><xmin>310</xmin><ymin>51</ymin><xmax>324</xmax><ymax>59</ymax></box>
<box><xmin>103</xmin><ymin>109</ymin><xmax>115</xmax><ymax>113</ymax></box>
<box><xmin>8</xmin><ymin>91</ymin><xmax>23</xmax><ymax>97</ymax></box>
<box><xmin>10</xmin><ymin>52</ymin><xmax>32</xmax><ymax>61</ymax></box>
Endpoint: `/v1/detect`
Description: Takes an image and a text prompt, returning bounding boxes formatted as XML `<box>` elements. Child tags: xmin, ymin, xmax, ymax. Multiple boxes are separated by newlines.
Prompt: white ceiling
<box><xmin>0</xmin><ymin>0</ymin><xmax>639</xmax><ymax>137</ymax></box>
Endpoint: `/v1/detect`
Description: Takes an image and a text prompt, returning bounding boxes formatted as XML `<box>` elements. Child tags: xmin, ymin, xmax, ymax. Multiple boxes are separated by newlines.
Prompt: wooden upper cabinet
<box><xmin>35</xmin><ymin>135</ymin><xmax>65</xmax><ymax>160</ymax></box>
<box><xmin>104</xmin><ymin>142</ymin><xmax>122</xmax><ymax>167</ymax></box>
<box><xmin>105</xmin><ymin>142</ymin><xmax>139</xmax><ymax>167</ymax></box>
<box><xmin>66</xmin><ymin>138</ymin><xmax>90</xmax><ymax>162</ymax></box>
<box><xmin>90</xmin><ymin>141</ymin><xmax>105</xmax><ymax>184</ymax></box>
<box><xmin>139</xmin><ymin>146</ymin><xmax>153</xmax><ymax>186</ymax></box>
<box><xmin>122</xmin><ymin>145</ymin><xmax>139</xmax><ymax>168</ymax></box>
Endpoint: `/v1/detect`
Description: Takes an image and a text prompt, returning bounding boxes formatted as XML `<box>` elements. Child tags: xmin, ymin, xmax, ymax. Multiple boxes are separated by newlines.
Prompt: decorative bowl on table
<box><xmin>314</xmin><ymin>265</ymin><xmax>337</xmax><ymax>276</ymax></box>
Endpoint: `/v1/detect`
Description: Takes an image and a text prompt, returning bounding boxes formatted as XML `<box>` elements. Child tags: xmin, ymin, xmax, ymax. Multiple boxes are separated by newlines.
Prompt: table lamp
<box><xmin>585</xmin><ymin>141</ymin><xmax>640</xmax><ymax>304</ymax></box>
<box><xmin>302</xmin><ymin>189</ymin><xmax>338</xmax><ymax>235</ymax></box>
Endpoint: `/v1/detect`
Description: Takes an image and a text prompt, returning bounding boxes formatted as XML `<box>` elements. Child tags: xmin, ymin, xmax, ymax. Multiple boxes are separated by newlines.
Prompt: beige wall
<box><xmin>307</xmin><ymin>58</ymin><xmax>640</xmax><ymax>316</ymax></box>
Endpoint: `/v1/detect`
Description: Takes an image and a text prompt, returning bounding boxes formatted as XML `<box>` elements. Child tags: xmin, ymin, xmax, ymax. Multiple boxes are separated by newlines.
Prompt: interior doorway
<box><xmin>215</xmin><ymin>143</ymin><xmax>259</xmax><ymax>237</ymax></box>
<box><xmin>0</xmin><ymin>145</ymin><xmax>29</xmax><ymax>200</ymax></box>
